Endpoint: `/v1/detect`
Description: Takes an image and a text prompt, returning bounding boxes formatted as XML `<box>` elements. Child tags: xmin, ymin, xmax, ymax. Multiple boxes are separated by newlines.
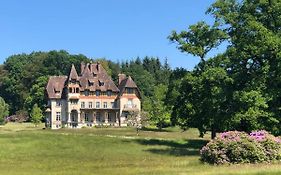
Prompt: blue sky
<box><xmin>0</xmin><ymin>0</ymin><xmax>217</xmax><ymax>70</ymax></box>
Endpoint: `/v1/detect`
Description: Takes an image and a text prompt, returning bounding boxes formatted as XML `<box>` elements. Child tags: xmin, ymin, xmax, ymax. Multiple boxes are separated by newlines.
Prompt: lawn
<box><xmin>0</xmin><ymin>123</ymin><xmax>281</xmax><ymax>175</ymax></box>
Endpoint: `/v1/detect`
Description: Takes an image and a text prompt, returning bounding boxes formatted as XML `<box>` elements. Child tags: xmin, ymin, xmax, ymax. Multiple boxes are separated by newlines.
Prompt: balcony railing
<box><xmin>80</xmin><ymin>106</ymin><xmax>119</xmax><ymax>109</ymax></box>
<box><xmin>124</xmin><ymin>104</ymin><xmax>137</xmax><ymax>109</ymax></box>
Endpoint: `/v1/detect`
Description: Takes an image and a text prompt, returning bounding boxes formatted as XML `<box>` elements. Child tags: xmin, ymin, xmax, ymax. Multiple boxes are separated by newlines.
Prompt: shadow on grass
<box><xmin>134</xmin><ymin>138</ymin><xmax>208</xmax><ymax>156</ymax></box>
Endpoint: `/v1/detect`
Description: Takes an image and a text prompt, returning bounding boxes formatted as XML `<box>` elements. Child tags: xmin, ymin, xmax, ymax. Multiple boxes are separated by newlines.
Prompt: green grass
<box><xmin>0</xmin><ymin>123</ymin><xmax>281</xmax><ymax>175</ymax></box>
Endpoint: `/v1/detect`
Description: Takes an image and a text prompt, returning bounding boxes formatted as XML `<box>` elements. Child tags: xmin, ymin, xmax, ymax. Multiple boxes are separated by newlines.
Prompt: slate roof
<box><xmin>46</xmin><ymin>76</ymin><xmax>68</xmax><ymax>99</ymax></box>
<box><xmin>46</xmin><ymin>62</ymin><xmax>139</xmax><ymax>99</ymax></box>
<box><xmin>69</xmin><ymin>64</ymin><xmax>79</xmax><ymax>80</ymax></box>
<box><xmin>118</xmin><ymin>76</ymin><xmax>141</xmax><ymax>99</ymax></box>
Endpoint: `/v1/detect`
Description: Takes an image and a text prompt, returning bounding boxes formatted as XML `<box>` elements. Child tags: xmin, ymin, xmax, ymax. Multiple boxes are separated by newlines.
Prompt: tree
<box><xmin>145</xmin><ymin>84</ymin><xmax>171</xmax><ymax>130</ymax></box>
<box><xmin>172</xmin><ymin>67</ymin><xmax>233</xmax><ymax>138</ymax></box>
<box><xmin>165</xmin><ymin>68</ymin><xmax>188</xmax><ymax>111</ymax></box>
<box><xmin>232</xmin><ymin>90</ymin><xmax>275</xmax><ymax>133</ymax></box>
<box><xmin>0</xmin><ymin>97</ymin><xmax>9</xmax><ymax>125</ymax></box>
<box><xmin>30</xmin><ymin>104</ymin><xmax>43</xmax><ymax>127</ymax></box>
<box><xmin>24</xmin><ymin>76</ymin><xmax>49</xmax><ymax>113</ymax></box>
<box><xmin>168</xmin><ymin>21</ymin><xmax>227</xmax><ymax>62</ymax></box>
<box><xmin>169</xmin><ymin>0</ymin><xmax>281</xmax><ymax>136</ymax></box>
<box><xmin>0</xmin><ymin>50</ymin><xmax>90</xmax><ymax>114</ymax></box>
<box><xmin>126</xmin><ymin>110</ymin><xmax>148</xmax><ymax>135</ymax></box>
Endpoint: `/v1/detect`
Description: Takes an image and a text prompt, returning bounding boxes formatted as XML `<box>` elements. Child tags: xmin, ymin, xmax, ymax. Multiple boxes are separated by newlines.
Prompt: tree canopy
<box><xmin>169</xmin><ymin>0</ymin><xmax>281</xmax><ymax>137</ymax></box>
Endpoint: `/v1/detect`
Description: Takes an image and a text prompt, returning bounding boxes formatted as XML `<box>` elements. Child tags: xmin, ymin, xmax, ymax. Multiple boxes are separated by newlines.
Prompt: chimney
<box><xmin>81</xmin><ymin>62</ymin><xmax>85</xmax><ymax>74</ymax></box>
<box><xmin>96</xmin><ymin>62</ymin><xmax>100</xmax><ymax>72</ymax></box>
<box><xmin>118</xmin><ymin>73</ymin><xmax>126</xmax><ymax>85</ymax></box>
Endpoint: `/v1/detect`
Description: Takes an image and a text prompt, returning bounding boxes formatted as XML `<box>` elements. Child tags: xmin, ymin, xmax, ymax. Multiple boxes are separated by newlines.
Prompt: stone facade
<box><xmin>45</xmin><ymin>62</ymin><xmax>141</xmax><ymax>129</ymax></box>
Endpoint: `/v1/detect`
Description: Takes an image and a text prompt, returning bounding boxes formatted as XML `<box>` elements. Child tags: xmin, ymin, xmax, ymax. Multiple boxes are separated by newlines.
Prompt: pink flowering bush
<box><xmin>200</xmin><ymin>131</ymin><xmax>281</xmax><ymax>164</ymax></box>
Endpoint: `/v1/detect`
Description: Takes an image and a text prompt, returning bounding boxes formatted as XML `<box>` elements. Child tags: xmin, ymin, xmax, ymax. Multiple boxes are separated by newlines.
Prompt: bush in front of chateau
<box><xmin>200</xmin><ymin>130</ymin><xmax>281</xmax><ymax>164</ymax></box>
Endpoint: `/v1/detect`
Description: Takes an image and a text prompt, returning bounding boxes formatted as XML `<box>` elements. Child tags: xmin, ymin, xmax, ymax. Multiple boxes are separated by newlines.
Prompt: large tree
<box><xmin>169</xmin><ymin>0</ymin><xmax>281</xmax><ymax>136</ymax></box>
<box><xmin>172</xmin><ymin>67</ymin><xmax>233</xmax><ymax>138</ymax></box>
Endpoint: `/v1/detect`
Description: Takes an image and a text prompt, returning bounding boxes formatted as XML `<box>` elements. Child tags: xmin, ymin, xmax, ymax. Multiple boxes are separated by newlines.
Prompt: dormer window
<box><xmin>55</xmin><ymin>90</ymin><xmax>60</xmax><ymax>94</ymax></box>
<box><xmin>99</xmin><ymin>80</ymin><xmax>104</xmax><ymax>86</ymax></box>
<box><xmin>127</xmin><ymin>88</ymin><xmax>134</xmax><ymax>94</ymax></box>
<box><xmin>70</xmin><ymin>79</ymin><xmax>76</xmax><ymax>84</ymax></box>
<box><xmin>88</xmin><ymin>79</ymin><xmax>94</xmax><ymax>86</ymax></box>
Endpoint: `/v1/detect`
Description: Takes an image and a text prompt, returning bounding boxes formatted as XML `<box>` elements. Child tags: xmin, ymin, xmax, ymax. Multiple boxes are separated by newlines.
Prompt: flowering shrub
<box><xmin>200</xmin><ymin>131</ymin><xmax>281</xmax><ymax>164</ymax></box>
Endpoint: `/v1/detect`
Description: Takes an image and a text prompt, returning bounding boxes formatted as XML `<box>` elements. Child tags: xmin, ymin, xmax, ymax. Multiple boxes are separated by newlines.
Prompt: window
<box><xmin>69</xmin><ymin>88</ymin><xmax>72</xmax><ymax>93</ymax></box>
<box><xmin>76</xmin><ymin>88</ymin><xmax>79</xmax><ymax>93</ymax></box>
<box><xmin>111</xmin><ymin>102</ymin><xmax>115</xmax><ymax>108</ymax></box>
<box><xmin>89</xmin><ymin>82</ymin><xmax>94</xmax><ymax>86</ymax></box>
<box><xmin>85</xmin><ymin>113</ymin><xmax>89</xmax><ymax>122</ymax></box>
<box><xmin>96</xmin><ymin>112</ymin><xmax>101</xmax><ymax>122</ymax></box>
<box><xmin>56</xmin><ymin>112</ymin><xmax>61</xmax><ymax>121</ymax></box>
<box><xmin>128</xmin><ymin>99</ymin><xmax>133</xmax><ymax>105</ymax></box>
<box><xmin>96</xmin><ymin>102</ymin><xmax>100</xmax><ymax>108</ymax></box>
<box><xmin>127</xmin><ymin>99</ymin><xmax>133</xmax><ymax>108</ymax></box>
<box><xmin>70</xmin><ymin>99</ymin><xmax>78</xmax><ymax>104</ymax></box>
<box><xmin>103</xmin><ymin>102</ymin><xmax>107</xmax><ymax>109</ymax></box>
<box><xmin>99</xmin><ymin>81</ymin><xmax>104</xmax><ymax>86</ymax></box>
<box><xmin>81</xmin><ymin>102</ymin><xmax>85</xmax><ymax>108</ymax></box>
<box><xmin>89</xmin><ymin>102</ymin><xmax>92</xmax><ymax>108</ymax></box>
<box><xmin>107</xmin><ymin>90</ymin><xmax>112</xmax><ymax>96</ymax></box>
<box><xmin>96</xmin><ymin>90</ymin><xmax>100</xmax><ymax>96</ymax></box>
<box><xmin>127</xmin><ymin>88</ymin><xmax>134</xmax><ymax>94</ymax></box>
<box><xmin>84</xmin><ymin>90</ymin><xmax>89</xmax><ymax>96</ymax></box>
<box><xmin>108</xmin><ymin>113</ymin><xmax>116</xmax><ymax>122</ymax></box>
<box><xmin>56</xmin><ymin>100</ymin><xmax>61</xmax><ymax>106</ymax></box>
<box><xmin>55</xmin><ymin>90</ymin><xmax>60</xmax><ymax>94</ymax></box>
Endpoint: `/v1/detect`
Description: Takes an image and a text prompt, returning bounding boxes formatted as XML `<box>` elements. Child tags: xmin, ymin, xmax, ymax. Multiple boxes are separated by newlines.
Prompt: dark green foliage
<box><xmin>144</xmin><ymin>84</ymin><xmax>171</xmax><ymax>130</ymax></box>
<box><xmin>0</xmin><ymin>97</ymin><xmax>9</xmax><ymax>125</ymax></box>
<box><xmin>169</xmin><ymin>0</ymin><xmax>281</xmax><ymax>136</ymax></box>
<box><xmin>121</xmin><ymin>57</ymin><xmax>172</xmax><ymax>98</ymax></box>
<box><xmin>0</xmin><ymin>50</ymin><xmax>90</xmax><ymax>114</ymax></box>
<box><xmin>30</xmin><ymin>104</ymin><xmax>43</xmax><ymax>127</ymax></box>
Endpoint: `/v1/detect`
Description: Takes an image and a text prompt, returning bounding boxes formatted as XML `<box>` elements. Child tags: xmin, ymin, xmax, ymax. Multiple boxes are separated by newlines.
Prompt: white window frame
<box><xmin>81</xmin><ymin>101</ymin><xmax>85</xmax><ymax>108</ymax></box>
<box><xmin>96</xmin><ymin>102</ymin><xmax>100</xmax><ymax>108</ymax></box>
<box><xmin>103</xmin><ymin>102</ymin><xmax>107</xmax><ymax>109</ymax></box>
<box><xmin>56</xmin><ymin>112</ymin><xmax>61</xmax><ymax>121</ymax></box>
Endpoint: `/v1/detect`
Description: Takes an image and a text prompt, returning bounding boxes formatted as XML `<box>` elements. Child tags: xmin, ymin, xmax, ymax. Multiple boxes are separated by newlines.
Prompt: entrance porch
<box><xmin>67</xmin><ymin>109</ymin><xmax>119</xmax><ymax>128</ymax></box>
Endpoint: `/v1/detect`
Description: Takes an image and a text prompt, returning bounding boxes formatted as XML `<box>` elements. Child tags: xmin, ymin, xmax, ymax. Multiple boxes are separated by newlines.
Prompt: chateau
<box><xmin>45</xmin><ymin>62</ymin><xmax>141</xmax><ymax>129</ymax></box>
